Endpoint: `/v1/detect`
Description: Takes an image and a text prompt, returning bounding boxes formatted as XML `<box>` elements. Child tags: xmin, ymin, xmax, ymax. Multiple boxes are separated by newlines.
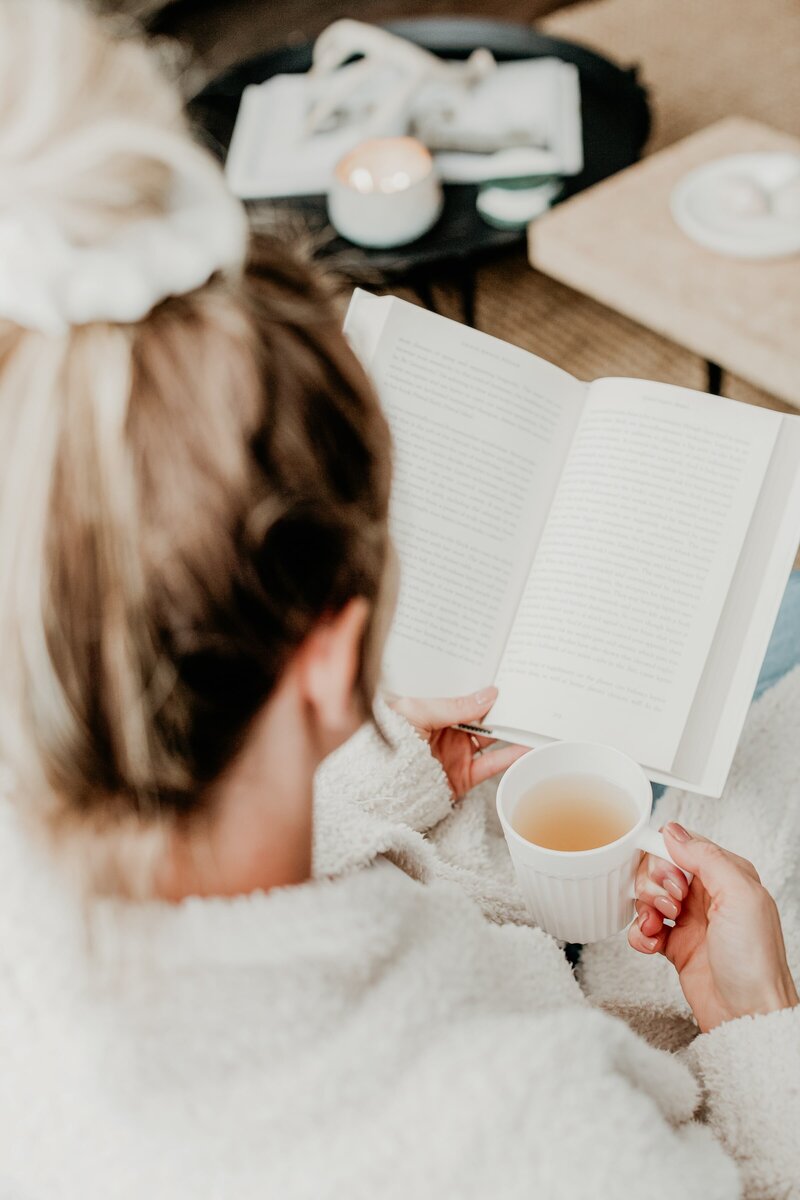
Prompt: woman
<box><xmin>0</xmin><ymin>4</ymin><xmax>797</xmax><ymax>1198</ymax></box>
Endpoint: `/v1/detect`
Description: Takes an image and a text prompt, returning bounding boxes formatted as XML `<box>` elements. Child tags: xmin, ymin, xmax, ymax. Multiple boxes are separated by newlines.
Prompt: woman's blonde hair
<box><xmin>0</xmin><ymin>0</ymin><xmax>392</xmax><ymax>894</ymax></box>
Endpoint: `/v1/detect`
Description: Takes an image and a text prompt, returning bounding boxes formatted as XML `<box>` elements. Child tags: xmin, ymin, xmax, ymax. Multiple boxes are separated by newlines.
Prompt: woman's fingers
<box><xmin>629</xmin><ymin>902</ymin><xmax>667</xmax><ymax>954</ymax></box>
<box><xmin>390</xmin><ymin>686</ymin><xmax>498</xmax><ymax>732</ymax></box>
<box><xmin>662</xmin><ymin>823</ymin><xmax>761</xmax><ymax>896</ymax></box>
<box><xmin>634</xmin><ymin>852</ymin><xmax>688</xmax><ymax>922</ymax></box>
<box><xmin>635</xmin><ymin>900</ymin><xmax>664</xmax><ymax>935</ymax></box>
<box><xmin>652</xmin><ymin>893</ymin><xmax>681</xmax><ymax>920</ymax></box>
<box><xmin>469</xmin><ymin>741</ymin><xmax>528</xmax><ymax>788</ymax></box>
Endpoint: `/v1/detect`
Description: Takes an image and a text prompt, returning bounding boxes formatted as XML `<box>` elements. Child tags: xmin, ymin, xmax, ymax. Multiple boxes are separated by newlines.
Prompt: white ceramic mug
<box><xmin>496</xmin><ymin>741</ymin><xmax>685</xmax><ymax>944</ymax></box>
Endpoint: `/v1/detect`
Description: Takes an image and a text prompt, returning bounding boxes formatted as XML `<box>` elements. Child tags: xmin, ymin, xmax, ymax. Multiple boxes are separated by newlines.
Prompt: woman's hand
<box><xmin>630</xmin><ymin>822</ymin><xmax>799</xmax><ymax>1033</ymax></box>
<box><xmin>389</xmin><ymin>686</ymin><xmax>528</xmax><ymax>801</ymax></box>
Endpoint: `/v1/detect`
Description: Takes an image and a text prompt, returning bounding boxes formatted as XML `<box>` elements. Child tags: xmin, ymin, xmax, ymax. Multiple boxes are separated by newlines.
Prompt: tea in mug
<box><xmin>512</xmin><ymin>773</ymin><xmax>638</xmax><ymax>852</ymax></box>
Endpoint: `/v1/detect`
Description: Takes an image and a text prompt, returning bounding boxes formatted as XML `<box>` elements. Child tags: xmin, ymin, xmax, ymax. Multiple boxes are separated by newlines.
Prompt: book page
<box><xmin>346</xmin><ymin>293</ymin><xmax>585</xmax><ymax>697</ymax></box>
<box><xmin>667</xmin><ymin>415</ymin><xmax>800</xmax><ymax>793</ymax></box>
<box><xmin>490</xmin><ymin>379</ymin><xmax>781</xmax><ymax>769</ymax></box>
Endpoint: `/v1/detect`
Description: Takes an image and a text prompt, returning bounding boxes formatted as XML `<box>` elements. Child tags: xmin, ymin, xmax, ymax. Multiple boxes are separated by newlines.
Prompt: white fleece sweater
<box><xmin>0</xmin><ymin>670</ymin><xmax>798</xmax><ymax>1199</ymax></box>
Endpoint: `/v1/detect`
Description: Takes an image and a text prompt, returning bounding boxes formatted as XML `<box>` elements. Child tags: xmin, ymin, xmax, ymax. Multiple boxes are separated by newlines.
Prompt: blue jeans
<box><xmin>753</xmin><ymin>570</ymin><xmax>800</xmax><ymax>699</ymax></box>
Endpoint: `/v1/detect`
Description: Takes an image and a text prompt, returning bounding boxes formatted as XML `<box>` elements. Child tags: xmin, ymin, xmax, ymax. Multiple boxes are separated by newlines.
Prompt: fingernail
<box><xmin>654</xmin><ymin>895</ymin><xmax>679</xmax><ymax>919</ymax></box>
<box><xmin>645</xmin><ymin>937</ymin><xmax>659</xmax><ymax>951</ymax></box>
<box><xmin>473</xmin><ymin>687</ymin><xmax>497</xmax><ymax>707</ymax></box>
<box><xmin>663</xmin><ymin>877</ymin><xmax>684</xmax><ymax>900</ymax></box>
<box><xmin>665</xmin><ymin>821</ymin><xmax>690</xmax><ymax>842</ymax></box>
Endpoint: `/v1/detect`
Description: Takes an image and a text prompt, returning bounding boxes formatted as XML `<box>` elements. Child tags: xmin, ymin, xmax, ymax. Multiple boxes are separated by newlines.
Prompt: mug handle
<box><xmin>635</xmin><ymin>826</ymin><xmax>693</xmax><ymax>884</ymax></box>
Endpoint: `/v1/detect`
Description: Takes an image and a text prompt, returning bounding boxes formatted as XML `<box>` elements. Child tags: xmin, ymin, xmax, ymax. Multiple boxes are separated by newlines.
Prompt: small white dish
<box><xmin>328</xmin><ymin>136</ymin><xmax>443</xmax><ymax>249</ymax></box>
<box><xmin>476</xmin><ymin>178</ymin><xmax>562</xmax><ymax>230</ymax></box>
<box><xmin>671</xmin><ymin>151</ymin><xmax>800</xmax><ymax>259</ymax></box>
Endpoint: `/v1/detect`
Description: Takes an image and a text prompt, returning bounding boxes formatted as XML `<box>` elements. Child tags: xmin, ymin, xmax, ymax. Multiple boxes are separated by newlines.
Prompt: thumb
<box><xmin>391</xmin><ymin>686</ymin><xmax>498</xmax><ymax>731</ymax></box>
<box><xmin>662</xmin><ymin>823</ymin><xmax>756</xmax><ymax>902</ymax></box>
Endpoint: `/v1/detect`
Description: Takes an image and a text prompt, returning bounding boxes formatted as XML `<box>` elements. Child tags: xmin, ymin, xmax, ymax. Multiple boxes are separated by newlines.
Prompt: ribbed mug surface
<box><xmin>516</xmin><ymin>858</ymin><xmax>637</xmax><ymax>943</ymax></box>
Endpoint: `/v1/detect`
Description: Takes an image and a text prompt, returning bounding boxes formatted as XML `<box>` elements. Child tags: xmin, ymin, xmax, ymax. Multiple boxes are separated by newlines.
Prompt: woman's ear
<box><xmin>295</xmin><ymin>597</ymin><xmax>371</xmax><ymax>747</ymax></box>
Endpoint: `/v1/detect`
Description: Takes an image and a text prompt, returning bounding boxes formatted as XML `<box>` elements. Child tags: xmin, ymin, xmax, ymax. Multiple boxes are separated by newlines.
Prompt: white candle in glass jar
<box><xmin>328</xmin><ymin>137</ymin><xmax>443</xmax><ymax>249</ymax></box>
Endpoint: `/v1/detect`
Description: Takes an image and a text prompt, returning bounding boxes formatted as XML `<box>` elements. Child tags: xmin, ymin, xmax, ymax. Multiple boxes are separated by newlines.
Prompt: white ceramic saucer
<box><xmin>671</xmin><ymin>151</ymin><xmax>800</xmax><ymax>259</ymax></box>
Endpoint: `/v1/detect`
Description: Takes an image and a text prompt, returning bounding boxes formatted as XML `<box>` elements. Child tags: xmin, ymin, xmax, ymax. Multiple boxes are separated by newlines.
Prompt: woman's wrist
<box><xmin>721</xmin><ymin>975</ymin><xmax>800</xmax><ymax>1029</ymax></box>
<box><xmin>761</xmin><ymin>975</ymin><xmax>800</xmax><ymax>1016</ymax></box>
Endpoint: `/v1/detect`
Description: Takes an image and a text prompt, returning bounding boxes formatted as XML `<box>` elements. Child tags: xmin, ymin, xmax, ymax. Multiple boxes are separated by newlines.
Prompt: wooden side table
<box><xmin>528</xmin><ymin>117</ymin><xmax>800</xmax><ymax>408</ymax></box>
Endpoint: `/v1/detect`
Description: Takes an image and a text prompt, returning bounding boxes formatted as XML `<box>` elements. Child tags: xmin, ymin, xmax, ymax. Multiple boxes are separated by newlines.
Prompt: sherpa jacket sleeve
<box><xmin>316</xmin><ymin>699</ymin><xmax>453</xmax><ymax>832</ymax></box>
<box><xmin>688</xmin><ymin>1006</ymin><xmax>800</xmax><ymax>1199</ymax></box>
<box><xmin>312</xmin><ymin>700</ymin><xmax>454</xmax><ymax>880</ymax></box>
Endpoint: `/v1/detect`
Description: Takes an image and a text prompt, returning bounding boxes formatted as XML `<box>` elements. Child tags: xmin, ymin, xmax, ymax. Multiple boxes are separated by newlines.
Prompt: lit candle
<box><xmin>328</xmin><ymin>137</ymin><xmax>443</xmax><ymax>249</ymax></box>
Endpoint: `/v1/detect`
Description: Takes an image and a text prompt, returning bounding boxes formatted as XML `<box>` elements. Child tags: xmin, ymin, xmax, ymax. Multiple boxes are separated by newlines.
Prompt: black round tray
<box><xmin>188</xmin><ymin>18</ymin><xmax>650</xmax><ymax>283</ymax></box>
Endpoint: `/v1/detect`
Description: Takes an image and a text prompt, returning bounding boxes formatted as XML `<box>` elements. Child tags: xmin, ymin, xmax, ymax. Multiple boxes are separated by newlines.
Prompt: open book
<box><xmin>345</xmin><ymin>290</ymin><xmax>800</xmax><ymax>796</ymax></box>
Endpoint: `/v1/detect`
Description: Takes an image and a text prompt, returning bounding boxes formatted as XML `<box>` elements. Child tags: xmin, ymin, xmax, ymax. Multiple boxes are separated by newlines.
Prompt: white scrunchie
<box><xmin>0</xmin><ymin>143</ymin><xmax>248</xmax><ymax>335</ymax></box>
